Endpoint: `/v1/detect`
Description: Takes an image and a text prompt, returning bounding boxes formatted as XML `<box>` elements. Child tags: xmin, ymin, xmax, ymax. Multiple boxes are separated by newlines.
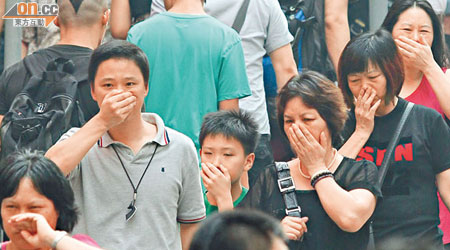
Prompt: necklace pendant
<box><xmin>126</xmin><ymin>201</ymin><xmax>137</xmax><ymax>221</ymax></box>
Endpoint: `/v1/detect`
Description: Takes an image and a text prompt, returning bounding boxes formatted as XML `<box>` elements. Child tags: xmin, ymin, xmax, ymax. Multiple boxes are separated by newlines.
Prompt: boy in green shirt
<box><xmin>199</xmin><ymin>110</ymin><xmax>259</xmax><ymax>215</ymax></box>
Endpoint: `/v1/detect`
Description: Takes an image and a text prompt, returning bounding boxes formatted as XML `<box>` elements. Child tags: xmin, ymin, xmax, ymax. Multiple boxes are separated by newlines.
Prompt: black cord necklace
<box><xmin>112</xmin><ymin>144</ymin><xmax>159</xmax><ymax>221</ymax></box>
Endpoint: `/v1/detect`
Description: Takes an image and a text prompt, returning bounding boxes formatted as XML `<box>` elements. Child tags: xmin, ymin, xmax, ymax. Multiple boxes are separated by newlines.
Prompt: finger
<box><xmin>285</xmin><ymin>232</ymin><xmax>298</xmax><ymax>241</ymax></box>
<box><xmin>356</xmin><ymin>87</ymin><xmax>367</xmax><ymax>105</ymax></box>
<box><xmin>284</xmin><ymin>224</ymin><xmax>302</xmax><ymax>237</ymax></box>
<box><xmin>298</xmin><ymin>123</ymin><xmax>317</xmax><ymax>146</ymax></box>
<box><xmin>208</xmin><ymin>163</ymin><xmax>224</xmax><ymax>176</ymax></box>
<box><xmin>288</xmin><ymin>126</ymin><xmax>301</xmax><ymax>153</ymax></box>
<box><xmin>397</xmin><ymin>46</ymin><xmax>414</xmax><ymax>59</ymax></box>
<box><xmin>300</xmin><ymin>217</ymin><xmax>309</xmax><ymax>233</ymax></box>
<box><xmin>419</xmin><ymin>34</ymin><xmax>429</xmax><ymax>47</ymax></box>
<box><xmin>292</xmin><ymin>124</ymin><xmax>310</xmax><ymax>148</ymax></box>
<box><xmin>370</xmin><ymin>99</ymin><xmax>382</xmax><ymax>114</ymax></box>
<box><xmin>395</xmin><ymin>39</ymin><xmax>414</xmax><ymax>53</ymax></box>
<box><xmin>116</xmin><ymin>103</ymin><xmax>136</xmax><ymax>117</ymax></box>
<box><xmin>113</xmin><ymin>95</ymin><xmax>137</xmax><ymax>110</ymax></box>
<box><xmin>20</xmin><ymin>230</ymin><xmax>33</xmax><ymax>241</ymax></box>
<box><xmin>366</xmin><ymin>90</ymin><xmax>377</xmax><ymax>107</ymax></box>
<box><xmin>202</xmin><ymin>163</ymin><xmax>216</xmax><ymax>178</ymax></box>
<box><xmin>285</xmin><ymin>219</ymin><xmax>303</xmax><ymax>232</ymax></box>
<box><xmin>200</xmin><ymin>170</ymin><xmax>211</xmax><ymax>187</ymax></box>
<box><xmin>397</xmin><ymin>36</ymin><xmax>419</xmax><ymax>49</ymax></box>
<box><xmin>319</xmin><ymin>131</ymin><xmax>327</xmax><ymax>149</ymax></box>
<box><xmin>105</xmin><ymin>90</ymin><xmax>132</xmax><ymax>103</ymax></box>
<box><xmin>218</xmin><ymin>164</ymin><xmax>230</xmax><ymax>178</ymax></box>
<box><xmin>201</xmin><ymin>163</ymin><xmax>212</xmax><ymax>178</ymax></box>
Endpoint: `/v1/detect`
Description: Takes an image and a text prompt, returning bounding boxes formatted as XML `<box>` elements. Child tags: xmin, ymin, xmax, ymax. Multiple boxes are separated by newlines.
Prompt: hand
<box><xmin>287</xmin><ymin>123</ymin><xmax>327</xmax><ymax>176</ymax></box>
<box><xmin>281</xmin><ymin>216</ymin><xmax>309</xmax><ymax>241</ymax></box>
<box><xmin>97</xmin><ymin>89</ymin><xmax>136</xmax><ymax>129</ymax></box>
<box><xmin>395</xmin><ymin>35</ymin><xmax>436</xmax><ymax>72</ymax></box>
<box><xmin>201</xmin><ymin>163</ymin><xmax>232</xmax><ymax>207</ymax></box>
<box><xmin>8</xmin><ymin>213</ymin><xmax>60</xmax><ymax>248</ymax></box>
<box><xmin>354</xmin><ymin>87</ymin><xmax>380</xmax><ymax>137</ymax></box>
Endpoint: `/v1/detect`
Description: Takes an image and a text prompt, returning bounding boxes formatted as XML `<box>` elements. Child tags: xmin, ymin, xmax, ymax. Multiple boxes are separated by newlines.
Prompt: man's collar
<box><xmin>97</xmin><ymin>113</ymin><xmax>171</xmax><ymax>148</ymax></box>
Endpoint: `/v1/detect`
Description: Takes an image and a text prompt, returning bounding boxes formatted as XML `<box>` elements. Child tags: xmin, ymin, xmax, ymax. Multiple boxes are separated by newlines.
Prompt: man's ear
<box><xmin>90</xmin><ymin>84</ymin><xmax>97</xmax><ymax>102</ymax></box>
<box><xmin>144</xmin><ymin>82</ymin><xmax>149</xmax><ymax>97</ymax></box>
<box><xmin>243</xmin><ymin>153</ymin><xmax>255</xmax><ymax>172</ymax></box>
<box><xmin>53</xmin><ymin>16</ymin><xmax>60</xmax><ymax>27</ymax></box>
<box><xmin>102</xmin><ymin>9</ymin><xmax>110</xmax><ymax>26</ymax></box>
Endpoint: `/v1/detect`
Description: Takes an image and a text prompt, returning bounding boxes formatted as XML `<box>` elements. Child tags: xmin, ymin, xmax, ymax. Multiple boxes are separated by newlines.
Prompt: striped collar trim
<box><xmin>97</xmin><ymin>113</ymin><xmax>171</xmax><ymax>148</ymax></box>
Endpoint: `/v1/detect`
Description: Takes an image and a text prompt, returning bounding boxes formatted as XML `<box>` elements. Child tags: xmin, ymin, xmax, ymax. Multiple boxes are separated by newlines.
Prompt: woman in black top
<box><xmin>338</xmin><ymin>29</ymin><xmax>450</xmax><ymax>249</ymax></box>
<box><xmin>239</xmin><ymin>71</ymin><xmax>381</xmax><ymax>250</ymax></box>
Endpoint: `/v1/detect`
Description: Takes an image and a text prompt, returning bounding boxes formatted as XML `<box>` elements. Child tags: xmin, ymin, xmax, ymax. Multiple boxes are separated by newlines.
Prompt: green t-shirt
<box><xmin>128</xmin><ymin>12</ymin><xmax>251</xmax><ymax>150</ymax></box>
<box><xmin>204</xmin><ymin>187</ymin><xmax>249</xmax><ymax>216</ymax></box>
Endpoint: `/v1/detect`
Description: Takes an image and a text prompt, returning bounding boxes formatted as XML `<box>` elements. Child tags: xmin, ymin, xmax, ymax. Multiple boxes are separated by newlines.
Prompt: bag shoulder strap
<box><xmin>377</xmin><ymin>102</ymin><xmax>414</xmax><ymax>186</ymax></box>
<box><xmin>232</xmin><ymin>0</ymin><xmax>251</xmax><ymax>34</ymax></box>
<box><xmin>275</xmin><ymin>162</ymin><xmax>302</xmax><ymax>217</ymax></box>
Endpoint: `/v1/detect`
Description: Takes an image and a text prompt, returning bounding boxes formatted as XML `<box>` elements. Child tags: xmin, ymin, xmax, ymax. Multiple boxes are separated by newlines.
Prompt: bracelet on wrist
<box><xmin>51</xmin><ymin>231</ymin><xmax>68</xmax><ymax>249</ymax></box>
<box><xmin>310</xmin><ymin>169</ymin><xmax>331</xmax><ymax>181</ymax></box>
<box><xmin>310</xmin><ymin>170</ymin><xmax>333</xmax><ymax>188</ymax></box>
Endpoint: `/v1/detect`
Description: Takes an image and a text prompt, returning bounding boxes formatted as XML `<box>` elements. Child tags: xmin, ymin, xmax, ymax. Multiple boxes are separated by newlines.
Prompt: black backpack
<box><xmin>281</xmin><ymin>0</ymin><xmax>336</xmax><ymax>81</ymax></box>
<box><xmin>0</xmin><ymin>57</ymin><xmax>85</xmax><ymax>159</ymax></box>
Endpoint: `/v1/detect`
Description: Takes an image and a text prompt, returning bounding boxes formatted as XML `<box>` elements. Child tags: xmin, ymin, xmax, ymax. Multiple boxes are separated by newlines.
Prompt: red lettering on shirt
<box><xmin>376</xmin><ymin>149</ymin><xmax>387</xmax><ymax>167</ymax></box>
<box><xmin>394</xmin><ymin>143</ymin><xmax>413</xmax><ymax>162</ymax></box>
<box><xmin>357</xmin><ymin>146</ymin><xmax>374</xmax><ymax>162</ymax></box>
<box><xmin>356</xmin><ymin>143</ymin><xmax>413</xmax><ymax>166</ymax></box>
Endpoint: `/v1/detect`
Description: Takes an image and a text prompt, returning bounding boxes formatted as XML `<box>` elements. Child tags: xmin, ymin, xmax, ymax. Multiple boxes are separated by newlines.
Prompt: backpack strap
<box><xmin>275</xmin><ymin>162</ymin><xmax>302</xmax><ymax>217</ymax></box>
<box><xmin>232</xmin><ymin>0</ymin><xmax>251</xmax><ymax>34</ymax></box>
<box><xmin>377</xmin><ymin>102</ymin><xmax>414</xmax><ymax>186</ymax></box>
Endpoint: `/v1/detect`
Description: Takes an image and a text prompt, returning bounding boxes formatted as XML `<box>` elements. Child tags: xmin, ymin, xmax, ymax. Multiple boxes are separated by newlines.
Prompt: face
<box><xmin>283</xmin><ymin>97</ymin><xmax>331</xmax><ymax>147</ymax></box>
<box><xmin>392</xmin><ymin>7</ymin><xmax>434</xmax><ymax>45</ymax></box>
<box><xmin>1</xmin><ymin>178</ymin><xmax>58</xmax><ymax>249</ymax></box>
<box><xmin>347</xmin><ymin>61</ymin><xmax>387</xmax><ymax>106</ymax></box>
<box><xmin>200</xmin><ymin>134</ymin><xmax>254</xmax><ymax>184</ymax></box>
<box><xmin>91</xmin><ymin>58</ymin><xmax>148</xmax><ymax>115</ymax></box>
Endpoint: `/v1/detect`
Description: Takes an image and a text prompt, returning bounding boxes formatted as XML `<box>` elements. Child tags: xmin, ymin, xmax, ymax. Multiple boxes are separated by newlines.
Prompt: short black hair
<box><xmin>189</xmin><ymin>210</ymin><xmax>287</xmax><ymax>250</ymax></box>
<box><xmin>0</xmin><ymin>150</ymin><xmax>78</xmax><ymax>232</ymax></box>
<box><xmin>382</xmin><ymin>0</ymin><xmax>448</xmax><ymax>67</ymax></box>
<box><xmin>199</xmin><ymin>110</ymin><xmax>259</xmax><ymax>155</ymax></box>
<box><xmin>88</xmin><ymin>40</ymin><xmax>150</xmax><ymax>88</ymax></box>
<box><xmin>338</xmin><ymin>29</ymin><xmax>404</xmax><ymax>109</ymax></box>
<box><xmin>277</xmin><ymin>70</ymin><xmax>347</xmax><ymax>148</ymax></box>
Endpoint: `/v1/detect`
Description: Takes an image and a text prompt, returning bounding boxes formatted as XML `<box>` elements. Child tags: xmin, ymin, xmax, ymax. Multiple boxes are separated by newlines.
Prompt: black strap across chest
<box><xmin>275</xmin><ymin>162</ymin><xmax>302</xmax><ymax>217</ymax></box>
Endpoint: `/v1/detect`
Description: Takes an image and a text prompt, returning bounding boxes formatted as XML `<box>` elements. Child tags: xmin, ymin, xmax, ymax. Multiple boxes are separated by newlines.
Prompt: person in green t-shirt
<box><xmin>199</xmin><ymin>110</ymin><xmax>259</xmax><ymax>215</ymax></box>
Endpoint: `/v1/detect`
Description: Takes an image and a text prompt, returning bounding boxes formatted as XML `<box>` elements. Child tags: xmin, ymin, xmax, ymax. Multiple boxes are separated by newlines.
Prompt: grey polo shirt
<box><xmin>61</xmin><ymin>113</ymin><xmax>205</xmax><ymax>250</ymax></box>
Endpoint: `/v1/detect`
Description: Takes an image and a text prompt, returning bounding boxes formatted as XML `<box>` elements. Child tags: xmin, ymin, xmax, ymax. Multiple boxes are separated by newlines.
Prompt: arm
<box><xmin>269</xmin><ymin>43</ymin><xmax>297</xmax><ymax>90</ymax></box>
<box><xmin>396</xmin><ymin>35</ymin><xmax>450</xmax><ymax>118</ymax></box>
<box><xmin>422</xmin><ymin>66</ymin><xmax>450</xmax><ymax>118</ymax></box>
<box><xmin>218</xmin><ymin>98</ymin><xmax>239</xmax><ymax>110</ymax></box>
<box><xmin>324</xmin><ymin>0</ymin><xmax>350</xmax><ymax>72</ymax></box>
<box><xmin>289</xmin><ymin>123</ymin><xmax>376</xmax><ymax>232</ymax></box>
<box><xmin>110</xmin><ymin>0</ymin><xmax>132</xmax><ymax>39</ymax></box>
<box><xmin>338</xmin><ymin>87</ymin><xmax>380</xmax><ymax>158</ymax></box>
<box><xmin>8</xmin><ymin>213</ymin><xmax>102</xmax><ymax>250</ymax></box>
<box><xmin>180</xmin><ymin>223</ymin><xmax>198</xmax><ymax>250</ymax></box>
<box><xmin>45</xmin><ymin>90</ymin><xmax>136</xmax><ymax>175</ymax></box>
<box><xmin>437</xmin><ymin>168</ymin><xmax>450</xmax><ymax>211</ymax></box>
<box><xmin>315</xmin><ymin>179</ymin><xmax>376</xmax><ymax>232</ymax></box>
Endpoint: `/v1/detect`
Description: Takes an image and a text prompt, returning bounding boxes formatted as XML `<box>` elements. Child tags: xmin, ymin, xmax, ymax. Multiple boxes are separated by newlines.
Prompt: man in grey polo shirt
<box><xmin>46</xmin><ymin>40</ymin><xmax>205</xmax><ymax>250</ymax></box>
